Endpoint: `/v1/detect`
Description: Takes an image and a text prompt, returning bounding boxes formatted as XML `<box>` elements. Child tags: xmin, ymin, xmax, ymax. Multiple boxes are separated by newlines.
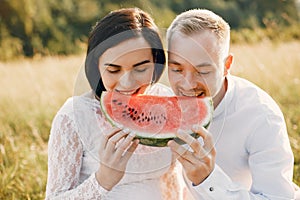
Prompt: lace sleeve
<box><xmin>46</xmin><ymin>114</ymin><xmax>108</xmax><ymax>199</ymax></box>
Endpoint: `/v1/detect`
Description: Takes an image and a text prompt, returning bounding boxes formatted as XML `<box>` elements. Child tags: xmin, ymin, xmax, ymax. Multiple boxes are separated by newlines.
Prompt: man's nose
<box><xmin>180</xmin><ymin>72</ymin><xmax>199</xmax><ymax>90</ymax></box>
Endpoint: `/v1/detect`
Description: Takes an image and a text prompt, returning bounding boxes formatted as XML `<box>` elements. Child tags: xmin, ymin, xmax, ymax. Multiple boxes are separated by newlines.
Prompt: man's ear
<box><xmin>224</xmin><ymin>54</ymin><xmax>233</xmax><ymax>76</ymax></box>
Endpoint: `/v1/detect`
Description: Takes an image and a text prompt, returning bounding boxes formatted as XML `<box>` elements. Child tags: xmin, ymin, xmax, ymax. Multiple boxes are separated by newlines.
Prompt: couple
<box><xmin>45</xmin><ymin>8</ymin><xmax>298</xmax><ymax>199</ymax></box>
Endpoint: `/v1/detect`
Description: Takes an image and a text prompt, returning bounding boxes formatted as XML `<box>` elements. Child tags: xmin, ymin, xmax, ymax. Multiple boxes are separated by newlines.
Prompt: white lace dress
<box><xmin>45</xmin><ymin>84</ymin><xmax>189</xmax><ymax>200</ymax></box>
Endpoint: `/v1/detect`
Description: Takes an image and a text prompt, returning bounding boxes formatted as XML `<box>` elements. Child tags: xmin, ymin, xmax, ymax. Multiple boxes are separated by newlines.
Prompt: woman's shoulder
<box><xmin>55</xmin><ymin>91</ymin><xmax>98</xmax><ymax>117</ymax></box>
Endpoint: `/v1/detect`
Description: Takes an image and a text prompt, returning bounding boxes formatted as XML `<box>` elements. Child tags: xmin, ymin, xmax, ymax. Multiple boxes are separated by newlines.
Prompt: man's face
<box><xmin>168</xmin><ymin>31</ymin><xmax>229</xmax><ymax>107</ymax></box>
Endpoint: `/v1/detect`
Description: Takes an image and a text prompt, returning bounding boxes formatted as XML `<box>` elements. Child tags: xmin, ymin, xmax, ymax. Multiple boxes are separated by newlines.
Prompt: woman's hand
<box><xmin>167</xmin><ymin>125</ymin><xmax>216</xmax><ymax>186</ymax></box>
<box><xmin>96</xmin><ymin>127</ymin><xmax>139</xmax><ymax>190</ymax></box>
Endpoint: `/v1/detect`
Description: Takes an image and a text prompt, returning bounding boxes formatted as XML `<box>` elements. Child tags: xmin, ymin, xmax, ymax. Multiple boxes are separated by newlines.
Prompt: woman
<box><xmin>45</xmin><ymin>8</ymin><xmax>186</xmax><ymax>199</ymax></box>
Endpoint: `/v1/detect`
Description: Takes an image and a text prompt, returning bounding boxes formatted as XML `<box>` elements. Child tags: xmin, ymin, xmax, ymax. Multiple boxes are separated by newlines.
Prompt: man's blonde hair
<box><xmin>167</xmin><ymin>9</ymin><xmax>230</xmax><ymax>54</ymax></box>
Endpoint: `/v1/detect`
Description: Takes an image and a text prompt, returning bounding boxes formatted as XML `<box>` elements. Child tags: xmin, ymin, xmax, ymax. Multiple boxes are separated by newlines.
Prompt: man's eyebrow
<box><xmin>168</xmin><ymin>60</ymin><xmax>181</xmax><ymax>65</ymax></box>
<box><xmin>195</xmin><ymin>62</ymin><xmax>213</xmax><ymax>68</ymax></box>
<box><xmin>133</xmin><ymin>60</ymin><xmax>151</xmax><ymax>67</ymax></box>
<box><xmin>168</xmin><ymin>60</ymin><xmax>213</xmax><ymax>67</ymax></box>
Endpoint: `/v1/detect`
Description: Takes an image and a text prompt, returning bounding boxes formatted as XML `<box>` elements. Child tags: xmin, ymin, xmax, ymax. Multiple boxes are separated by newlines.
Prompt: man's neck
<box><xmin>212</xmin><ymin>77</ymin><xmax>228</xmax><ymax>109</ymax></box>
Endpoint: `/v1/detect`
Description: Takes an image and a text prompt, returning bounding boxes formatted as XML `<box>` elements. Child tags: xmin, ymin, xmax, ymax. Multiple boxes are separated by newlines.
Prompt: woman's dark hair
<box><xmin>85</xmin><ymin>7</ymin><xmax>166</xmax><ymax>98</ymax></box>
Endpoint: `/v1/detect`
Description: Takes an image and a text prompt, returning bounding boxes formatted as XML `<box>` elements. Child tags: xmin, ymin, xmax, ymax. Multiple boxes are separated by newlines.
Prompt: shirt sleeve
<box><xmin>186</xmin><ymin>114</ymin><xmax>295</xmax><ymax>200</ymax></box>
<box><xmin>45</xmin><ymin>114</ymin><xmax>108</xmax><ymax>199</ymax></box>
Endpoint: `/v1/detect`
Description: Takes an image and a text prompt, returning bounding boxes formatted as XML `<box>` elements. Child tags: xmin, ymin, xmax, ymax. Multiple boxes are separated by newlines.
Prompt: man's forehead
<box><xmin>168</xmin><ymin>46</ymin><xmax>215</xmax><ymax>66</ymax></box>
<box><xmin>168</xmin><ymin>32</ymin><xmax>222</xmax><ymax>62</ymax></box>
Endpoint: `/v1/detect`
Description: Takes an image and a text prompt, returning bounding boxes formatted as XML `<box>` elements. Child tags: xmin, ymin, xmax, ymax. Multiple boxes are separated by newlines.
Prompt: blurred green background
<box><xmin>1</xmin><ymin>0</ymin><xmax>300</xmax><ymax>60</ymax></box>
<box><xmin>0</xmin><ymin>0</ymin><xmax>300</xmax><ymax>199</ymax></box>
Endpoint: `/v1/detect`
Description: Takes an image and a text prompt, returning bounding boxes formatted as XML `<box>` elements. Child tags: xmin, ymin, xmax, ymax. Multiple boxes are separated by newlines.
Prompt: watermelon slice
<box><xmin>100</xmin><ymin>91</ymin><xmax>213</xmax><ymax>147</ymax></box>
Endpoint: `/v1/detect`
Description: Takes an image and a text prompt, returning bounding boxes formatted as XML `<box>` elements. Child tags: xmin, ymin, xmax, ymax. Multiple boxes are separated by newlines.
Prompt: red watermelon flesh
<box><xmin>100</xmin><ymin>91</ymin><xmax>213</xmax><ymax>147</ymax></box>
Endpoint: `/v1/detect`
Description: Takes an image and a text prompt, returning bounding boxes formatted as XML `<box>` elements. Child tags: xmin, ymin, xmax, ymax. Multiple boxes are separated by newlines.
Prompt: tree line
<box><xmin>0</xmin><ymin>0</ymin><xmax>299</xmax><ymax>60</ymax></box>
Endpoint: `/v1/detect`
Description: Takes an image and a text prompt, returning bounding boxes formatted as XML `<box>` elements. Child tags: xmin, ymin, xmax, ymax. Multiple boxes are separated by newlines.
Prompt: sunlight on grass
<box><xmin>0</xmin><ymin>42</ymin><xmax>299</xmax><ymax>199</ymax></box>
<box><xmin>0</xmin><ymin>55</ymin><xmax>85</xmax><ymax>199</ymax></box>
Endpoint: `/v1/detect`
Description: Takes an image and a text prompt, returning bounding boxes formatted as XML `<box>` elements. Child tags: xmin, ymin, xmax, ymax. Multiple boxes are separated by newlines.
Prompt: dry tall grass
<box><xmin>0</xmin><ymin>41</ymin><xmax>299</xmax><ymax>199</ymax></box>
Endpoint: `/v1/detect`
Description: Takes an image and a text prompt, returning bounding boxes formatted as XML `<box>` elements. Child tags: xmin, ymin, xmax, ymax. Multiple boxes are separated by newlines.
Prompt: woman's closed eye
<box><xmin>134</xmin><ymin>65</ymin><xmax>150</xmax><ymax>72</ymax></box>
<box><xmin>105</xmin><ymin>65</ymin><xmax>121</xmax><ymax>73</ymax></box>
<box><xmin>133</xmin><ymin>60</ymin><xmax>153</xmax><ymax>73</ymax></box>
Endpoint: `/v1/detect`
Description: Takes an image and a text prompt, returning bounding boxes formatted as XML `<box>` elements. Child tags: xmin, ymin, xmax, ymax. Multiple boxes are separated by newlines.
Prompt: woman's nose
<box><xmin>118</xmin><ymin>71</ymin><xmax>136</xmax><ymax>89</ymax></box>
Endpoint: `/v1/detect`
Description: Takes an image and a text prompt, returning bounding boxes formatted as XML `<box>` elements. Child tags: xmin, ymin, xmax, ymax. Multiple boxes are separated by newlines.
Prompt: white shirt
<box><xmin>45</xmin><ymin>83</ymin><xmax>187</xmax><ymax>200</ymax></box>
<box><xmin>186</xmin><ymin>75</ymin><xmax>295</xmax><ymax>199</ymax></box>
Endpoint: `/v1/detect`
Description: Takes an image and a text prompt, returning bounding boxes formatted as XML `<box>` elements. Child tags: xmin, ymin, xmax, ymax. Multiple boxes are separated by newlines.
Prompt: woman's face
<box><xmin>99</xmin><ymin>37</ymin><xmax>154</xmax><ymax>95</ymax></box>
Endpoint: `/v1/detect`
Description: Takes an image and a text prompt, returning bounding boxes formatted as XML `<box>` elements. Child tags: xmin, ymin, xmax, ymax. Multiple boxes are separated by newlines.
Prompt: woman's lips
<box><xmin>115</xmin><ymin>88</ymin><xmax>139</xmax><ymax>95</ymax></box>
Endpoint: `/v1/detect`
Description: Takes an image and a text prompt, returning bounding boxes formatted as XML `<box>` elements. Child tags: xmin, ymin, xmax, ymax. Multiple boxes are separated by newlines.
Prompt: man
<box><xmin>166</xmin><ymin>9</ymin><xmax>298</xmax><ymax>199</ymax></box>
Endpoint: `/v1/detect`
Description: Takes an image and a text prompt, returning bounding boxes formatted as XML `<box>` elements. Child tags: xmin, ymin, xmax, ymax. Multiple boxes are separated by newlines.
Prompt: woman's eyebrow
<box><xmin>133</xmin><ymin>60</ymin><xmax>151</xmax><ymax>67</ymax></box>
<box><xmin>104</xmin><ymin>60</ymin><xmax>151</xmax><ymax>68</ymax></box>
<box><xmin>104</xmin><ymin>63</ymin><xmax>121</xmax><ymax>67</ymax></box>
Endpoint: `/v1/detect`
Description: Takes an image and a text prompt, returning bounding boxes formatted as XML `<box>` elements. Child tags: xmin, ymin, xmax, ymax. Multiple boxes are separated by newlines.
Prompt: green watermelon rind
<box><xmin>135</xmin><ymin>124</ymin><xmax>210</xmax><ymax>147</ymax></box>
<box><xmin>100</xmin><ymin>92</ymin><xmax>213</xmax><ymax>147</ymax></box>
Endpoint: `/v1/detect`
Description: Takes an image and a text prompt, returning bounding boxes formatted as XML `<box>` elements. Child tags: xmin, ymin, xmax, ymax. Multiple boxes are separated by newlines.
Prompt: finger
<box><xmin>106</xmin><ymin>128</ymin><xmax>130</xmax><ymax>152</ymax></box>
<box><xmin>176</xmin><ymin>129</ymin><xmax>203</xmax><ymax>154</ymax></box>
<box><xmin>99</xmin><ymin>127</ymin><xmax>122</xmax><ymax>151</ymax></box>
<box><xmin>172</xmin><ymin>150</ymin><xmax>194</xmax><ymax>169</ymax></box>
<box><xmin>121</xmin><ymin>139</ymin><xmax>139</xmax><ymax>162</ymax></box>
<box><xmin>115</xmin><ymin>132</ymin><xmax>136</xmax><ymax>159</ymax></box>
<box><xmin>168</xmin><ymin>140</ymin><xmax>196</xmax><ymax>164</ymax></box>
<box><xmin>192</xmin><ymin>125</ymin><xmax>216</xmax><ymax>156</ymax></box>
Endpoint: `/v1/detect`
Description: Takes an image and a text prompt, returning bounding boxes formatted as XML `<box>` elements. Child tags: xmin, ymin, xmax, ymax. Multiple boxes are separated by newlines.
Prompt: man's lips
<box><xmin>179</xmin><ymin>90</ymin><xmax>206</xmax><ymax>97</ymax></box>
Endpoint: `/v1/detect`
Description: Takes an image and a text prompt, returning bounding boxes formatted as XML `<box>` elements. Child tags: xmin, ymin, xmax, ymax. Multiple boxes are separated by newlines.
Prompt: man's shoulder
<box><xmin>230</xmin><ymin>75</ymin><xmax>283</xmax><ymax>116</ymax></box>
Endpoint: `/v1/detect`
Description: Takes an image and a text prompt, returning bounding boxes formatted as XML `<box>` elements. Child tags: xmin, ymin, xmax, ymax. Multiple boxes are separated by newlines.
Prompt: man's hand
<box><xmin>168</xmin><ymin>125</ymin><xmax>216</xmax><ymax>185</ymax></box>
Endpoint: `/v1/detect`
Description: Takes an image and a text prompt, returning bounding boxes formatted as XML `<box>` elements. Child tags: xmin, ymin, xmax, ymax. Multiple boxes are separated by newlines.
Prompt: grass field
<box><xmin>0</xmin><ymin>41</ymin><xmax>299</xmax><ymax>199</ymax></box>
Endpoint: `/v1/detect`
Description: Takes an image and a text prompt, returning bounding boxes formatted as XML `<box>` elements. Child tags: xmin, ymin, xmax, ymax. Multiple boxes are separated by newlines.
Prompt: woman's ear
<box><xmin>224</xmin><ymin>54</ymin><xmax>233</xmax><ymax>76</ymax></box>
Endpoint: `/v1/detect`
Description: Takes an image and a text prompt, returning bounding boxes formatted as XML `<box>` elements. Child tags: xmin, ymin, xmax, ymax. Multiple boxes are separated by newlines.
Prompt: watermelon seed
<box><xmin>125</xmin><ymin>105</ymin><xmax>128</xmax><ymax>108</ymax></box>
<box><xmin>147</xmin><ymin>118</ymin><xmax>150</xmax><ymax>122</ymax></box>
<box><xmin>133</xmin><ymin>117</ymin><xmax>136</xmax><ymax>120</ymax></box>
<box><xmin>128</xmin><ymin>108</ymin><xmax>131</xmax><ymax>111</ymax></box>
<box><xmin>134</xmin><ymin>111</ymin><xmax>137</xmax><ymax>114</ymax></box>
<box><xmin>112</xmin><ymin>99</ymin><xmax>118</xmax><ymax>103</ymax></box>
<box><xmin>117</xmin><ymin>102</ymin><xmax>122</xmax><ymax>105</ymax></box>
<box><xmin>137</xmin><ymin>116</ymin><xmax>140</xmax><ymax>120</ymax></box>
<box><xmin>141</xmin><ymin>113</ymin><xmax>144</xmax><ymax>116</ymax></box>
<box><xmin>130</xmin><ymin>114</ymin><xmax>133</xmax><ymax>118</ymax></box>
